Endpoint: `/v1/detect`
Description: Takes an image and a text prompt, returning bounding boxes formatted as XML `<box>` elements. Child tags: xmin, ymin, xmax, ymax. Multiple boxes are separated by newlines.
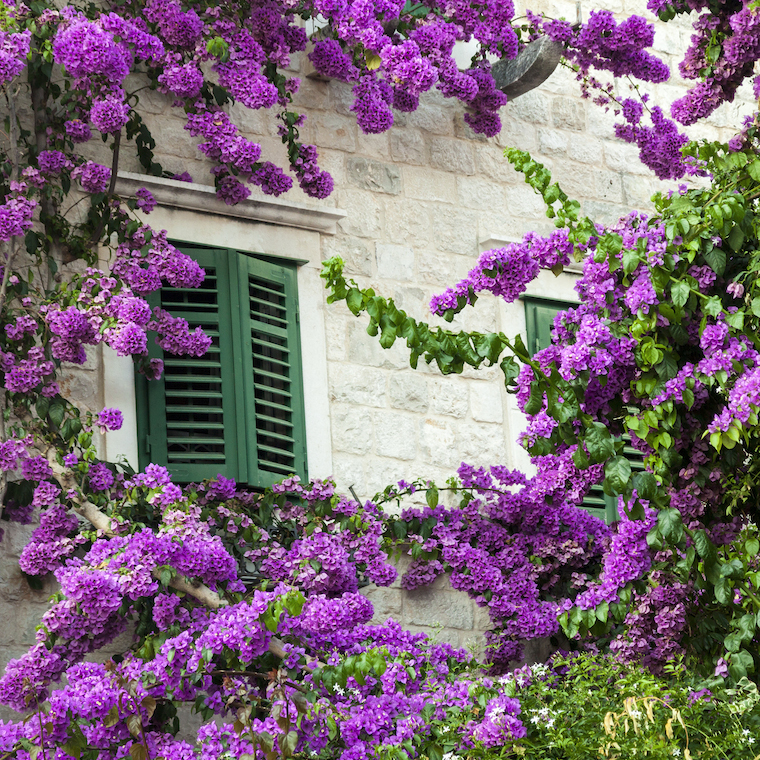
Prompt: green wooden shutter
<box><xmin>236</xmin><ymin>254</ymin><xmax>308</xmax><ymax>488</ymax></box>
<box><xmin>137</xmin><ymin>246</ymin><xmax>308</xmax><ymax>488</ymax></box>
<box><xmin>139</xmin><ymin>247</ymin><xmax>242</xmax><ymax>483</ymax></box>
<box><xmin>524</xmin><ymin>297</ymin><xmax>622</xmax><ymax>523</ymax></box>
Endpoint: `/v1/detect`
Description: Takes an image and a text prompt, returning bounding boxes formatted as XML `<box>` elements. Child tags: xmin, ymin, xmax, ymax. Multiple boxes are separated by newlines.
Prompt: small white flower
<box><xmin>629</xmin><ymin>709</ymin><xmax>642</xmax><ymax>719</ymax></box>
<box><xmin>749</xmin><ymin>737</ymin><xmax>756</xmax><ymax>746</ymax></box>
<box><xmin>672</xmin><ymin>749</ymin><xmax>681</xmax><ymax>757</ymax></box>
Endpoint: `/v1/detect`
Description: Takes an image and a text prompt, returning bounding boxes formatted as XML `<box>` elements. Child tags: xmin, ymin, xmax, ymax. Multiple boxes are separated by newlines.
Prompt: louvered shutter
<box><xmin>139</xmin><ymin>247</ymin><xmax>242</xmax><ymax>483</ymax></box>
<box><xmin>137</xmin><ymin>246</ymin><xmax>308</xmax><ymax>488</ymax></box>
<box><xmin>236</xmin><ymin>254</ymin><xmax>308</xmax><ymax>488</ymax></box>
<box><xmin>524</xmin><ymin>297</ymin><xmax>635</xmax><ymax>523</ymax></box>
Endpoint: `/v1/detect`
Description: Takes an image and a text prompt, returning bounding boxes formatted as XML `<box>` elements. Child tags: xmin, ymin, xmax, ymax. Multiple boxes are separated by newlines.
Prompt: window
<box><xmin>136</xmin><ymin>244</ymin><xmax>308</xmax><ymax>488</ymax></box>
<box><xmin>524</xmin><ymin>297</ymin><xmax>643</xmax><ymax>524</ymax></box>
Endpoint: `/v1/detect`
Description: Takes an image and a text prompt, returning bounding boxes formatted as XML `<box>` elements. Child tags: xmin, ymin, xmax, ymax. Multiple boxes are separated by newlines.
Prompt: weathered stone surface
<box><xmin>430</xmin><ymin>138</ymin><xmax>476</xmax><ymax>175</ymax></box>
<box><xmin>390</xmin><ymin>129</ymin><xmax>426</xmax><ymax>165</ymax></box>
<box><xmin>404</xmin><ymin>587</ymin><xmax>474</xmax><ymax>630</ymax></box>
<box><xmin>430</xmin><ymin>379</ymin><xmax>468</xmax><ymax>418</ymax></box>
<box><xmin>347</xmin><ymin>157</ymin><xmax>402</xmax><ymax>195</ymax></box>
<box><xmin>332</xmin><ymin>405</ymin><xmax>374</xmax><ymax>453</ymax></box>
<box><xmin>389</xmin><ymin>374</ymin><xmax>429</xmax><ymax>413</ymax></box>
<box><xmin>374</xmin><ymin>411</ymin><xmax>417</xmax><ymax>460</ymax></box>
<box><xmin>329</xmin><ymin>364</ymin><xmax>386</xmax><ymax>407</ymax></box>
<box><xmin>552</xmin><ymin>98</ymin><xmax>586</xmax><ymax>131</ymax></box>
<box><xmin>420</xmin><ymin>418</ymin><xmax>459</xmax><ymax>469</ymax></box>
<box><xmin>470</xmin><ymin>381</ymin><xmax>504</xmax><ymax>424</ymax></box>
<box><xmin>376</xmin><ymin>243</ymin><xmax>415</xmax><ymax>280</ymax></box>
<box><xmin>404</xmin><ymin>166</ymin><xmax>457</xmax><ymax>203</ymax></box>
<box><xmin>362</xmin><ymin>586</ymin><xmax>403</xmax><ymax>620</ymax></box>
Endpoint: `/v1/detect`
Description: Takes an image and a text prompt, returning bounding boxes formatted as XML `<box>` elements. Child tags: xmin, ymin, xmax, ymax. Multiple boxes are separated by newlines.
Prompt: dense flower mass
<box><xmin>2</xmin><ymin>0</ymin><xmax>760</xmax><ymax>758</ymax></box>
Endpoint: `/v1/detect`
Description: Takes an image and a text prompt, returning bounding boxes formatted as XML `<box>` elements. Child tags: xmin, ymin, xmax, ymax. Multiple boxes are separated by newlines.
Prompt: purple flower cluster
<box><xmin>0</xmin><ymin>28</ymin><xmax>31</xmax><ymax>86</ymax></box>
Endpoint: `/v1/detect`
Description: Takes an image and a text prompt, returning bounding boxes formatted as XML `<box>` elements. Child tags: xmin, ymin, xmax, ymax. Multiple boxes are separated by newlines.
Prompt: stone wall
<box><xmin>0</xmin><ymin>0</ymin><xmax>756</xmax><ymax>722</ymax></box>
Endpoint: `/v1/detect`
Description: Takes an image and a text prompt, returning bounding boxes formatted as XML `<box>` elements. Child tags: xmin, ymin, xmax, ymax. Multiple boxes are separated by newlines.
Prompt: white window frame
<box><xmin>102</xmin><ymin>172</ymin><xmax>345</xmax><ymax>481</ymax></box>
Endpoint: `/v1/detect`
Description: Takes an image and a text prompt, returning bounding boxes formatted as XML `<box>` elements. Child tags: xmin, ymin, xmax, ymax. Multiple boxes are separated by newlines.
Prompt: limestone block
<box><xmin>347</xmin><ymin>321</ymin><xmax>409</xmax><ymax>370</ymax></box>
<box><xmin>390</xmin><ymin>129</ymin><xmax>427</xmax><ymax>165</ymax></box>
<box><xmin>331</xmin><ymin>453</ymin><xmax>367</xmax><ymax>496</ymax></box>
<box><xmin>430</xmin><ymin>378</ymin><xmax>468</xmax><ymax>418</ymax></box>
<box><xmin>623</xmin><ymin>174</ymin><xmax>661</xmax><ymax>208</ymax></box>
<box><xmin>376</xmin><ymin>243</ymin><xmax>415</xmax><ymax>281</ymax></box>
<box><xmin>430</xmin><ymin>206</ymin><xmax>479</xmax><ymax>254</ymax></box>
<box><xmin>312</xmin><ymin>113</ymin><xmax>357</xmax><ymax>152</ymax></box>
<box><xmin>595</xmin><ymin>170</ymin><xmax>624</xmax><ymax>204</ymax></box>
<box><xmin>323</xmin><ymin>311</ymin><xmax>348</xmax><ymax>362</ymax></box>
<box><xmin>554</xmin><ymin>164</ymin><xmax>597</xmax><ymax>202</ymax></box>
<box><xmin>322</xmin><ymin>235</ymin><xmax>373</xmax><ymax>277</ymax></box>
<box><xmin>389</xmin><ymin>373</ymin><xmax>429</xmax><ymax>413</ymax></box>
<box><xmin>141</xmin><ymin>115</ymin><xmax>199</xmax><ymax>160</ymax></box>
<box><xmin>356</xmin><ymin>131</ymin><xmax>392</xmax><ymax>161</ymax></box>
<box><xmin>453</xmin><ymin>113</ymin><xmax>488</xmax><ymax>143</ymax></box>
<box><xmin>337</xmin><ymin>190</ymin><xmax>382</xmax><ymax>238</ymax></box>
<box><xmin>473</xmin><ymin>602</ymin><xmax>493</xmax><ymax>630</ymax></box>
<box><xmin>408</xmin><ymin>105</ymin><xmax>454</xmax><ymax>135</ymax></box>
<box><xmin>374</xmin><ymin>411</ymin><xmax>417</xmax><ymax>460</ymax></box>
<box><xmin>505</xmin><ymin>184</ymin><xmax>548</xmax><ymax>219</ymax></box>
<box><xmin>347</xmin><ymin>157</ymin><xmax>401</xmax><ymax>195</ymax></box>
<box><xmin>567</xmin><ymin>135</ymin><xmax>605</xmax><ymax>165</ymax></box>
<box><xmin>430</xmin><ymin>138</ymin><xmax>476</xmax><ymax>176</ymax></box>
<box><xmin>404</xmin><ymin>587</ymin><xmax>474</xmax><ymax>630</ymax></box>
<box><xmin>329</xmin><ymin>80</ymin><xmax>355</xmax><ymax>116</ymax></box>
<box><xmin>469</xmin><ymin>381</ymin><xmax>504</xmax><ymax>424</ymax></box>
<box><xmin>404</xmin><ymin>166</ymin><xmax>457</xmax><ymax>203</ymax></box>
<box><xmin>457</xmin><ymin>421</ymin><xmax>508</xmax><ymax>465</ymax></box>
<box><xmin>417</xmin><ymin>249</ymin><xmax>470</xmax><ymax>286</ymax></box>
<box><xmin>538</xmin><ymin>127</ymin><xmax>568</xmax><ymax>157</ymax></box>
<box><xmin>58</xmin><ymin>368</ymin><xmax>100</xmax><ymax>412</ymax></box>
<box><xmin>582</xmin><ymin>200</ymin><xmax>631</xmax><ymax>227</ymax></box>
<box><xmin>362</xmin><ymin>585</ymin><xmax>403</xmax><ymax>621</ymax></box>
<box><xmin>459</xmin><ymin>631</ymin><xmax>487</xmax><ymax>656</ymax></box>
<box><xmin>384</xmin><ymin>199</ymin><xmax>433</xmax><ymax>248</ymax></box>
<box><xmin>456</xmin><ymin>176</ymin><xmax>506</xmax><ymax>210</ymax></box>
<box><xmin>420</xmin><ymin>418</ymin><xmax>459</xmax><ymax>469</ymax></box>
<box><xmin>552</xmin><ymin>98</ymin><xmax>586</xmax><ymax>131</ymax></box>
<box><xmin>365</xmin><ymin>459</ymin><xmax>418</xmax><ymax>499</ymax></box>
<box><xmin>329</xmin><ymin>363</ymin><xmax>386</xmax><ymax>407</ymax></box>
<box><xmin>507</xmin><ymin>90</ymin><xmax>551</xmax><ymax>125</ymax></box>
<box><xmin>290</xmin><ymin>78</ymin><xmax>330</xmax><ymax>111</ymax></box>
<box><xmin>496</xmin><ymin>115</ymin><xmax>539</xmax><ymax>153</ymax></box>
<box><xmin>2</xmin><ymin>522</ymin><xmax>35</xmax><ymax>556</ymax></box>
<box><xmin>332</xmin><ymin>405</ymin><xmax>374</xmax><ymax>453</ymax></box>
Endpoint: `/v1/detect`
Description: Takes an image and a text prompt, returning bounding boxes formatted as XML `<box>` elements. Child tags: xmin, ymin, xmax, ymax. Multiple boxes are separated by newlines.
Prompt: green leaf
<box><xmin>48</xmin><ymin>402</ymin><xmax>65</xmax><ymax>428</ymax></box>
<box><xmin>703</xmin><ymin>296</ymin><xmax>723</xmax><ymax>317</ymax></box>
<box><xmin>715</xmin><ymin>577</ymin><xmax>732</xmax><ymax>604</ymax></box>
<box><xmin>632</xmin><ymin>471</ymin><xmax>657</xmax><ymax>500</ymax></box>
<box><xmin>738</xmin><ymin>613</ymin><xmax>756</xmax><ymax>641</ymax></box>
<box><xmin>704</xmin><ymin>245</ymin><xmax>727</xmax><ymax>274</ymax></box>
<box><xmin>670</xmin><ymin>280</ymin><xmax>690</xmax><ymax>308</ymax></box>
<box><xmin>426</xmin><ymin>486</ymin><xmax>439</xmax><ymax>508</ymax></box>
<box><xmin>747</xmin><ymin>159</ymin><xmax>760</xmax><ymax>181</ymax></box>
<box><xmin>584</xmin><ymin>422</ymin><xmax>615</xmax><ymax>463</ymax></box>
<box><xmin>604</xmin><ymin>456</ymin><xmax>631</xmax><ymax>494</ymax></box>
<box><xmin>657</xmin><ymin>508</ymin><xmax>684</xmax><ymax>544</ymax></box>
<box><xmin>346</xmin><ymin>288</ymin><xmax>363</xmax><ymax>315</ymax></box>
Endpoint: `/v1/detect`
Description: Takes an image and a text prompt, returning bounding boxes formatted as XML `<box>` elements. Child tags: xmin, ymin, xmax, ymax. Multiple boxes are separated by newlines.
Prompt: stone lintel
<box><xmin>116</xmin><ymin>172</ymin><xmax>347</xmax><ymax>235</ymax></box>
